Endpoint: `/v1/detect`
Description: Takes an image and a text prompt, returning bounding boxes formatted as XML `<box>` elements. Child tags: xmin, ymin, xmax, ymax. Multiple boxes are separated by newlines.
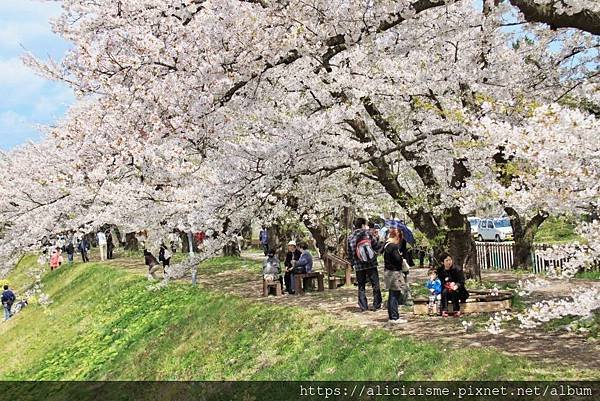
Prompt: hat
<box><xmin>287</xmin><ymin>241</ymin><xmax>296</xmax><ymax>246</ymax></box>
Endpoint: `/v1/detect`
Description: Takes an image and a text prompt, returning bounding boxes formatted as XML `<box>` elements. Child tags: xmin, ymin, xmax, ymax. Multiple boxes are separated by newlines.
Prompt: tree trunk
<box><xmin>124</xmin><ymin>232</ymin><xmax>138</xmax><ymax>251</ymax></box>
<box><xmin>411</xmin><ymin>207</ymin><xmax>480</xmax><ymax>280</ymax></box>
<box><xmin>337</xmin><ymin>206</ymin><xmax>354</xmax><ymax>259</ymax></box>
<box><xmin>222</xmin><ymin>240</ymin><xmax>240</xmax><ymax>257</ymax></box>
<box><xmin>506</xmin><ymin>207</ymin><xmax>548</xmax><ymax>269</ymax></box>
<box><xmin>304</xmin><ymin>220</ymin><xmax>329</xmax><ymax>258</ymax></box>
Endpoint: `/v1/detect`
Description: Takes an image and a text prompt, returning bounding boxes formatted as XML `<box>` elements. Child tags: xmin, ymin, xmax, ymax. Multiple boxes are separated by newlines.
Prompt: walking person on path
<box><xmin>97</xmin><ymin>231</ymin><xmax>107</xmax><ymax>261</ymax></box>
<box><xmin>348</xmin><ymin>217</ymin><xmax>382</xmax><ymax>312</ymax></box>
<box><xmin>65</xmin><ymin>240</ymin><xmax>75</xmax><ymax>265</ymax></box>
<box><xmin>1</xmin><ymin>285</ymin><xmax>16</xmax><ymax>321</ymax></box>
<box><xmin>106</xmin><ymin>231</ymin><xmax>115</xmax><ymax>260</ymax></box>
<box><xmin>259</xmin><ymin>227</ymin><xmax>269</xmax><ymax>256</ymax></box>
<box><xmin>78</xmin><ymin>237</ymin><xmax>90</xmax><ymax>263</ymax></box>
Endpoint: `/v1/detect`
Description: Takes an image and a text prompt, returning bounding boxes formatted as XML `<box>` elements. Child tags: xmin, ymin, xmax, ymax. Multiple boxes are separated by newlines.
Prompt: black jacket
<box><xmin>284</xmin><ymin>249</ymin><xmax>302</xmax><ymax>269</ymax></box>
<box><xmin>437</xmin><ymin>265</ymin><xmax>469</xmax><ymax>302</ymax></box>
<box><xmin>383</xmin><ymin>243</ymin><xmax>404</xmax><ymax>271</ymax></box>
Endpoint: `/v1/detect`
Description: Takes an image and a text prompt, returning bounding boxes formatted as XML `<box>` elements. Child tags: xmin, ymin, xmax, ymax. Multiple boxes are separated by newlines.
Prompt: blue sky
<box><xmin>0</xmin><ymin>0</ymin><xmax>74</xmax><ymax>150</ymax></box>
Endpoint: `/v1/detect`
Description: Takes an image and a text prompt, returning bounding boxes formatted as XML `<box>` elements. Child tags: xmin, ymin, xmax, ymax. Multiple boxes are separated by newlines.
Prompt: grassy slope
<box><xmin>0</xmin><ymin>257</ymin><xmax>595</xmax><ymax>380</ymax></box>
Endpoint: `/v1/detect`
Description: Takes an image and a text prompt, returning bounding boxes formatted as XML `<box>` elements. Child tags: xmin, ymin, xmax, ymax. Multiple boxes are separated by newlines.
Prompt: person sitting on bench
<box><xmin>284</xmin><ymin>241</ymin><xmax>301</xmax><ymax>294</ymax></box>
<box><xmin>292</xmin><ymin>242</ymin><xmax>313</xmax><ymax>274</ymax></box>
<box><xmin>436</xmin><ymin>252</ymin><xmax>469</xmax><ymax>317</ymax></box>
<box><xmin>263</xmin><ymin>250</ymin><xmax>281</xmax><ymax>282</ymax></box>
<box><xmin>290</xmin><ymin>242</ymin><xmax>314</xmax><ymax>293</ymax></box>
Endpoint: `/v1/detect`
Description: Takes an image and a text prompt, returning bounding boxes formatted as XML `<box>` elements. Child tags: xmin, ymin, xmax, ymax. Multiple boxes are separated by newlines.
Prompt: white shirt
<box><xmin>97</xmin><ymin>232</ymin><xmax>107</xmax><ymax>245</ymax></box>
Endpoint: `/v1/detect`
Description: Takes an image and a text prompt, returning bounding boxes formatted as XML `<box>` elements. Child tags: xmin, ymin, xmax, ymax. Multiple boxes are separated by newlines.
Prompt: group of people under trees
<box><xmin>144</xmin><ymin>244</ymin><xmax>172</xmax><ymax>280</ymax></box>
<box><xmin>43</xmin><ymin>230</ymin><xmax>117</xmax><ymax>271</ymax></box>
<box><xmin>262</xmin><ymin>217</ymin><xmax>469</xmax><ymax>323</ymax></box>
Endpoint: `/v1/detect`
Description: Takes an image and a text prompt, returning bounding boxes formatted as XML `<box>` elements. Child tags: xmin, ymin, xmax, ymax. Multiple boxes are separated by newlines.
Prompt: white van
<box><xmin>468</xmin><ymin>217</ymin><xmax>480</xmax><ymax>238</ymax></box>
<box><xmin>476</xmin><ymin>218</ymin><xmax>513</xmax><ymax>242</ymax></box>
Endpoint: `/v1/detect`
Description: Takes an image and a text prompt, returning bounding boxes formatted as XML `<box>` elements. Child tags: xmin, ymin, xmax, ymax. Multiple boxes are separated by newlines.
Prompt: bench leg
<box><xmin>294</xmin><ymin>275</ymin><xmax>304</xmax><ymax>295</ymax></box>
<box><xmin>317</xmin><ymin>275</ymin><xmax>324</xmax><ymax>292</ymax></box>
<box><xmin>328</xmin><ymin>278</ymin><xmax>336</xmax><ymax>290</ymax></box>
<box><xmin>275</xmin><ymin>282</ymin><xmax>282</xmax><ymax>296</ymax></box>
<box><xmin>262</xmin><ymin>280</ymin><xmax>268</xmax><ymax>297</ymax></box>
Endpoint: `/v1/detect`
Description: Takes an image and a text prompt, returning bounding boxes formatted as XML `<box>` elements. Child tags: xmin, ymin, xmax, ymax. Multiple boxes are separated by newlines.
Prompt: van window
<box><xmin>487</xmin><ymin>221</ymin><xmax>494</xmax><ymax>229</ymax></box>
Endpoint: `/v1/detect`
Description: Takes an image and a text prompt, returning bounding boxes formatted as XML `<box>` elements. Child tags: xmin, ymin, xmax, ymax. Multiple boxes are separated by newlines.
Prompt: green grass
<box><xmin>1</xmin><ymin>254</ymin><xmax>41</xmax><ymax>293</ymax></box>
<box><xmin>0</xmin><ymin>256</ymin><xmax>596</xmax><ymax>381</ymax></box>
<box><xmin>575</xmin><ymin>270</ymin><xmax>600</xmax><ymax>280</ymax></box>
<box><xmin>534</xmin><ymin>216</ymin><xmax>581</xmax><ymax>244</ymax></box>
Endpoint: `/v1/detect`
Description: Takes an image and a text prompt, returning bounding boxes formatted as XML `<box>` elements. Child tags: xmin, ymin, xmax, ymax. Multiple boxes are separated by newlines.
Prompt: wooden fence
<box><xmin>475</xmin><ymin>242</ymin><xmax>574</xmax><ymax>273</ymax></box>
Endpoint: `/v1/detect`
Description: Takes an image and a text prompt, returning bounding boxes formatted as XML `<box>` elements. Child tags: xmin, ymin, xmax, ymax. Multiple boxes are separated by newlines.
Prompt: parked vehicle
<box><xmin>477</xmin><ymin>218</ymin><xmax>513</xmax><ymax>242</ymax></box>
<box><xmin>468</xmin><ymin>217</ymin><xmax>480</xmax><ymax>238</ymax></box>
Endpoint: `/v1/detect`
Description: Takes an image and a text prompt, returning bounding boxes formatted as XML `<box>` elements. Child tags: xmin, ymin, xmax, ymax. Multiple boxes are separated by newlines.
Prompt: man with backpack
<box><xmin>348</xmin><ymin>217</ymin><xmax>382</xmax><ymax>312</ymax></box>
<box><xmin>1</xmin><ymin>285</ymin><xmax>16</xmax><ymax>321</ymax></box>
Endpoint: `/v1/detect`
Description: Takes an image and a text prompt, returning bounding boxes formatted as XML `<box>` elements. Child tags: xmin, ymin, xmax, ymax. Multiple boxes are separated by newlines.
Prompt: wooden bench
<box><xmin>262</xmin><ymin>278</ymin><xmax>282</xmax><ymax>296</ymax></box>
<box><xmin>413</xmin><ymin>289</ymin><xmax>513</xmax><ymax>315</ymax></box>
<box><xmin>322</xmin><ymin>254</ymin><xmax>353</xmax><ymax>289</ymax></box>
<box><xmin>293</xmin><ymin>272</ymin><xmax>325</xmax><ymax>295</ymax></box>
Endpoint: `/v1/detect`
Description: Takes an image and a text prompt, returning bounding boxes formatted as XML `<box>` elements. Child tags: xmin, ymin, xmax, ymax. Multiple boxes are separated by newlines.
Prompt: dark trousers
<box><xmin>284</xmin><ymin>271</ymin><xmax>293</xmax><ymax>293</ymax></box>
<box><xmin>81</xmin><ymin>251</ymin><xmax>89</xmax><ymax>263</ymax></box>
<box><xmin>356</xmin><ymin>268</ymin><xmax>382</xmax><ymax>311</ymax></box>
<box><xmin>107</xmin><ymin>246</ymin><xmax>114</xmax><ymax>259</ymax></box>
<box><xmin>261</xmin><ymin>244</ymin><xmax>269</xmax><ymax>256</ymax></box>
<box><xmin>441</xmin><ymin>288</ymin><xmax>460</xmax><ymax>312</ymax></box>
<box><xmin>388</xmin><ymin>290</ymin><xmax>402</xmax><ymax>320</ymax></box>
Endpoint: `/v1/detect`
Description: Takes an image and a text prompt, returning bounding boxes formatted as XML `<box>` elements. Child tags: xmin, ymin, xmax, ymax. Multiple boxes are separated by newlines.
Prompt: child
<box><xmin>49</xmin><ymin>248</ymin><xmax>63</xmax><ymax>271</ymax></box>
<box><xmin>425</xmin><ymin>268</ymin><xmax>442</xmax><ymax>315</ymax></box>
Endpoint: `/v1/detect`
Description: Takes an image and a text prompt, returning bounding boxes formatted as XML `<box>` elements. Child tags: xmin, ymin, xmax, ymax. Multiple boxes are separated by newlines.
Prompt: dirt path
<box><xmin>107</xmin><ymin>252</ymin><xmax>600</xmax><ymax>372</ymax></box>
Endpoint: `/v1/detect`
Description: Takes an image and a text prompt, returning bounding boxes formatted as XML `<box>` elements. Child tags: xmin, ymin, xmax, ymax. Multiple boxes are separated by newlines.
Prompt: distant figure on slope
<box><xmin>78</xmin><ymin>237</ymin><xmax>90</xmax><ymax>263</ymax></box>
<box><xmin>158</xmin><ymin>244</ymin><xmax>172</xmax><ymax>275</ymax></box>
<box><xmin>97</xmin><ymin>231</ymin><xmax>107</xmax><ymax>261</ymax></box>
<box><xmin>106</xmin><ymin>231</ymin><xmax>115</xmax><ymax>260</ymax></box>
<box><xmin>50</xmin><ymin>247</ymin><xmax>63</xmax><ymax>271</ymax></box>
<box><xmin>65</xmin><ymin>240</ymin><xmax>75</xmax><ymax>265</ymax></box>
<box><xmin>144</xmin><ymin>249</ymin><xmax>162</xmax><ymax>280</ymax></box>
<box><xmin>1</xmin><ymin>285</ymin><xmax>16</xmax><ymax>321</ymax></box>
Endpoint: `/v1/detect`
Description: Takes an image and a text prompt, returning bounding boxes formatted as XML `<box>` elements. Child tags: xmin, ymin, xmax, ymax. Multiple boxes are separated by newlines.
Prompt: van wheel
<box><xmin>495</xmin><ymin>234</ymin><xmax>501</xmax><ymax>242</ymax></box>
<box><xmin>477</xmin><ymin>235</ymin><xmax>483</xmax><ymax>242</ymax></box>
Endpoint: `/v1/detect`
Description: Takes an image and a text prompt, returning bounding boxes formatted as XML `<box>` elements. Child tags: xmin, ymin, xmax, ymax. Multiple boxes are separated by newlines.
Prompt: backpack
<box><xmin>355</xmin><ymin>231</ymin><xmax>376</xmax><ymax>263</ymax></box>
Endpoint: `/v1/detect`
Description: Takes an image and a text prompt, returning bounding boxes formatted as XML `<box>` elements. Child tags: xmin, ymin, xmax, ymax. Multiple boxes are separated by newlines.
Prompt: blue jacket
<box><xmin>259</xmin><ymin>230</ymin><xmax>268</xmax><ymax>245</ymax></box>
<box><xmin>425</xmin><ymin>279</ymin><xmax>442</xmax><ymax>295</ymax></box>
<box><xmin>295</xmin><ymin>250</ymin><xmax>313</xmax><ymax>273</ymax></box>
<box><xmin>1</xmin><ymin>290</ymin><xmax>15</xmax><ymax>306</ymax></box>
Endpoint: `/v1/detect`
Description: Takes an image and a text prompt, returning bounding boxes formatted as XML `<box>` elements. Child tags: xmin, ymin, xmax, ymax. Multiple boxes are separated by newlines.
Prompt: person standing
<box><xmin>158</xmin><ymin>244</ymin><xmax>171</xmax><ymax>274</ymax></box>
<box><xmin>383</xmin><ymin>228</ymin><xmax>409</xmax><ymax>323</ymax></box>
<box><xmin>49</xmin><ymin>248</ymin><xmax>63</xmax><ymax>271</ymax></box>
<box><xmin>1</xmin><ymin>285</ymin><xmax>15</xmax><ymax>321</ymax></box>
<box><xmin>78</xmin><ymin>237</ymin><xmax>90</xmax><ymax>263</ymax></box>
<box><xmin>97</xmin><ymin>231</ymin><xmax>107</xmax><ymax>261</ymax></box>
<box><xmin>65</xmin><ymin>240</ymin><xmax>75</xmax><ymax>265</ymax></box>
<box><xmin>259</xmin><ymin>227</ymin><xmax>269</xmax><ymax>256</ymax></box>
<box><xmin>283</xmin><ymin>241</ymin><xmax>302</xmax><ymax>294</ymax></box>
<box><xmin>436</xmin><ymin>252</ymin><xmax>469</xmax><ymax>317</ymax></box>
<box><xmin>106</xmin><ymin>231</ymin><xmax>115</xmax><ymax>260</ymax></box>
<box><xmin>348</xmin><ymin>217</ymin><xmax>382</xmax><ymax>312</ymax></box>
